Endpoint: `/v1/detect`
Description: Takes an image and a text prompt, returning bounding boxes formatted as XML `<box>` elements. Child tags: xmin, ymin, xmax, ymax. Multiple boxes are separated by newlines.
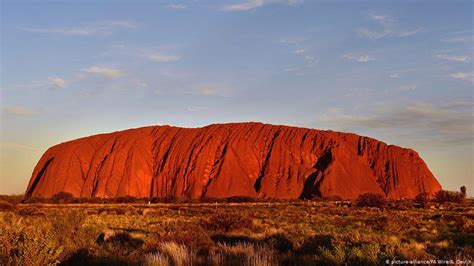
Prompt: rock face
<box><xmin>26</xmin><ymin>123</ymin><xmax>441</xmax><ymax>199</ymax></box>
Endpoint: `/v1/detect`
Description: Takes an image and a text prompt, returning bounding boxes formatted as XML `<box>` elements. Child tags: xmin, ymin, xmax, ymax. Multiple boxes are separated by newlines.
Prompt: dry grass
<box><xmin>0</xmin><ymin>198</ymin><xmax>472</xmax><ymax>265</ymax></box>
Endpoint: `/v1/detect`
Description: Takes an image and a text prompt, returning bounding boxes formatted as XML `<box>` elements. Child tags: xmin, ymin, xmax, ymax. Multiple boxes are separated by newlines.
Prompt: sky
<box><xmin>1</xmin><ymin>0</ymin><xmax>473</xmax><ymax>195</ymax></box>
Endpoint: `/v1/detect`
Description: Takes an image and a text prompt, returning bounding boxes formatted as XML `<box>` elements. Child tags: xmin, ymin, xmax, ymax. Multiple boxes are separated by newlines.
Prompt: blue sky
<box><xmin>1</xmin><ymin>0</ymin><xmax>473</xmax><ymax>195</ymax></box>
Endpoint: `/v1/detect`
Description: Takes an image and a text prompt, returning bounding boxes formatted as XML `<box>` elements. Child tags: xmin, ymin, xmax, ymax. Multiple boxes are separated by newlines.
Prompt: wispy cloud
<box><xmin>222</xmin><ymin>0</ymin><xmax>302</xmax><ymax>12</ymax></box>
<box><xmin>342</xmin><ymin>53</ymin><xmax>375</xmax><ymax>62</ymax></box>
<box><xmin>187</xmin><ymin>106</ymin><xmax>208</xmax><ymax>112</ymax></box>
<box><xmin>192</xmin><ymin>84</ymin><xmax>232</xmax><ymax>97</ymax></box>
<box><xmin>142</xmin><ymin>52</ymin><xmax>182</xmax><ymax>62</ymax></box>
<box><xmin>383</xmin><ymin>84</ymin><xmax>417</xmax><ymax>95</ymax></box>
<box><xmin>434</xmin><ymin>54</ymin><xmax>471</xmax><ymax>63</ymax></box>
<box><xmin>449</xmin><ymin>72</ymin><xmax>474</xmax><ymax>83</ymax></box>
<box><xmin>48</xmin><ymin>77</ymin><xmax>66</xmax><ymax>88</ymax></box>
<box><xmin>389</xmin><ymin>73</ymin><xmax>400</xmax><ymax>78</ymax></box>
<box><xmin>81</xmin><ymin>66</ymin><xmax>125</xmax><ymax>78</ymax></box>
<box><xmin>164</xmin><ymin>4</ymin><xmax>187</xmax><ymax>9</ymax></box>
<box><xmin>280</xmin><ymin>36</ymin><xmax>316</xmax><ymax>74</ymax></box>
<box><xmin>17</xmin><ymin>20</ymin><xmax>137</xmax><ymax>36</ymax></box>
<box><xmin>397</xmin><ymin>28</ymin><xmax>422</xmax><ymax>37</ymax></box>
<box><xmin>441</xmin><ymin>35</ymin><xmax>473</xmax><ymax>43</ymax></box>
<box><xmin>357</xmin><ymin>13</ymin><xmax>421</xmax><ymax>40</ymax></box>
<box><xmin>2</xmin><ymin>106</ymin><xmax>36</xmax><ymax>116</ymax></box>
<box><xmin>278</xmin><ymin>37</ymin><xmax>308</xmax><ymax>45</ymax></box>
<box><xmin>317</xmin><ymin>101</ymin><xmax>474</xmax><ymax>146</ymax></box>
<box><xmin>0</xmin><ymin>142</ymin><xmax>39</xmax><ymax>152</ymax></box>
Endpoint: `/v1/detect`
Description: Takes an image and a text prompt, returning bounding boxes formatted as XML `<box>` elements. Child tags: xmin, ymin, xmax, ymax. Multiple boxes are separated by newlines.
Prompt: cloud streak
<box><xmin>143</xmin><ymin>52</ymin><xmax>182</xmax><ymax>62</ymax></box>
<box><xmin>441</xmin><ymin>35</ymin><xmax>473</xmax><ymax>43</ymax></box>
<box><xmin>222</xmin><ymin>0</ymin><xmax>302</xmax><ymax>12</ymax></box>
<box><xmin>357</xmin><ymin>13</ymin><xmax>421</xmax><ymax>40</ymax></box>
<box><xmin>0</xmin><ymin>142</ymin><xmax>39</xmax><ymax>152</ymax></box>
<box><xmin>192</xmin><ymin>84</ymin><xmax>232</xmax><ymax>97</ymax></box>
<box><xmin>164</xmin><ymin>4</ymin><xmax>187</xmax><ymax>9</ymax></box>
<box><xmin>449</xmin><ymin>72</ymin><xmax>474</xmax><ymax>83</ymax></box>
<box><xmin>342</xmin><ymin>53</ymin><xmax>374</xmax><ymax>62</ymax></box>
<box><xmin>81</xmin><ymin>66</ymin><xmax>125</xmax><ymax>78</ymax></box>
<box><xmin>434</xmin><ymin>54</ymin><xmax>471</xmax><ymax>63</ymax></box>
<box><xmin>17</xmin><ymin>20</ymin><xmax>137</xmax><ymax>36</ymax></box>
<box><xmin>2</xmin><ymin>106</ymin><xmax>36</xmax><ymax>116</ymax></box>
<box><xmin>48</xmin><ymin>77</ymin><xmax>66</xmax><ymax>88</ymax></box>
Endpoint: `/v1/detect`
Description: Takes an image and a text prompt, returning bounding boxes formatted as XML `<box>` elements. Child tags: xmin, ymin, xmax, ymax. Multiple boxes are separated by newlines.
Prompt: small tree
<box><xmin>51</xmin><ymin>192</ymin><xmax>75</xmax><ymax>204</ymax></box>
<box><xmin>356</xmin><ymin>193</ymin><xmax>387</xmax><ymax>208</ymax></box>
<box><xmin>414</xmin><ymin>192</ymin><xmax>429</xmax><ymax>207</ymax></box>
<box><xmin>434</xmin><ymin>190</ymin><xmax>463</xmax><ymax>203</ymax></box>
<box><xmin>460</xmin><ymin>186</ymin><xmax>467</xmax><ymax>198</ymax></box>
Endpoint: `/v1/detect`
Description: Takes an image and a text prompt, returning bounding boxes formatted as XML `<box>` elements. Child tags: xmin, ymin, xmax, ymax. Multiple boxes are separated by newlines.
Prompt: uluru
<box><xmin>25</xmin><ymin>122</ymin><xmax>441</xmax><ymax>199</ymax></box>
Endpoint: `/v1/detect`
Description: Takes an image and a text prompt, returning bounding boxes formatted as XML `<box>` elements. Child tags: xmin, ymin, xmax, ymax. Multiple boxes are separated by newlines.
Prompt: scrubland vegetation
<box><xmin>0</xmin><ymin>191</ymin><xmax>472</xmax><ymax>265</ymax></box>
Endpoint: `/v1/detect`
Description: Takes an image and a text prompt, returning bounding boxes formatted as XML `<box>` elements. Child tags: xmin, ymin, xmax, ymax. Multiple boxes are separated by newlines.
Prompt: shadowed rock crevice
<box><xmin>26</xmin><ymin>157</ymin><xmax>54</xmax><ymax>197</ymax></box>
<box><xmin>254</xmin><ymin>129</ymin><xmax>282</xmax><ymax>193</ymax></box>
<box><xmin>299</xmin><ymin>150</ymin><xmax>333</xmax><ymax>199</ymax></box>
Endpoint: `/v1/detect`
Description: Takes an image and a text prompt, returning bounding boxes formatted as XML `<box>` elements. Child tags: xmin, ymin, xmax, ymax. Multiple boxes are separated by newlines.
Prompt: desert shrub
<box><xmin>434</xmin><ymin>190</ymin><xmax>464</xmax><ymax>203</ymax></box>
<box><xmin>51</xmin><ymin>191</ymin><xmax>75</xmax><ymax>204</ymax></box>
<box><xmin>211</xmin><ymin>242</ymin><xmax>276</xmax><ymax>266</ymax></box>
<box><xmin>318</xmin><ymin>245</ymin><xmax>346</xmax><ymax>265</ymax></box>
<box><xmin>388</xmin><ymin>199</ymin><xmax>414</xmax><ymax>210</ymax></box>
<box><xmin>460</xmin><ymin>186</ymin><xmax>467</xmax><ymax>198</ymax></box>
<box><xmin>0</xmin><ymin>200</ymin><xmax>15</xmax><ymax>211</ymax></box>
<box><xmin>415</xmin><ymin>192</ymin><xmax>429</xmax><ymax>207</ymax></box>
<box><xmin>88</xmin><ymin>197</ymin><xmax>108</xmax><ymax>204</ymax></box>
<box><xmin>96</xmin><ymin>230</ymin><xmax>145</xmax><ymax>259</ymax></box>
<box><xmin>108</xmin><ymin>232</ymin><xmax>144</xmax><ymax>250</ymax></box>
<box><xmin>114</xmin><ymin>196</ymin><xmax>139</xmax><ymax>203</ymax></box>
<box><xmin>356</xmin><ymin>193</ymin><xmax>387</xmax><ymax>208</ymax></box>
<box><xmin>158</xmin><ymin>242</ymin><xmax>195</xmax><ymax>266</ymax></box>
<box><xmin>152</xmin><ymin>222</ymin><xmax>213</xmax><ymax>251</ymax></box>
<box><xmin>21</xmin><ymin>197</ymin><xmax>47</xmax><ymax>204</ymax></box>
<box><xmin>48</xmin><ymin>210</ymin><xmax>95</xmax><ymax>256</ymax></box>
<box><xmin>396</xmin><ymin>243</ymin><xmax>435</xmax><ymax>261</ymax></box>
<box><xmin>153</xmin><ymin>196</ymin><xmax>180</xmax><ymax>203</ymax></box>
<box><xmin>60</xmin><ymin>248</ymin><xmax>134</xmax><ymax>265</ymax></box>
<box><xmin>0</xmin><ymin>217</ymin><xmax>62</xmax><ymax>265</ymax></box>
<box><xmin>264</xmin><ymin>233</ymin><xmax>294</xmax><ymax>253</ymax></box>
<box><xmin>364</xmin><ymin>216</ymin><xmax>390</xmax><ymax>231</ymax></box>
<box><xmin>347</xmin><ymin>244</ymin><xmax>380</xmax><ymax>265</ymax></box>
<box><xmin>142</xmin><ymin>252</ymin><xmax>170</xmax><ymax>266</ymax></box>
<box><xmin>225</xmin><ymin>196</ymin><xmax>258</xmax><ymax>203</ymax></box>
<box><xmin>203</xmin><ymin>212</ymin><xmax>253</xmax><ymax>233</ymax></box>
<box><xmin>18</xmin><ymin>206</ymin><xmax>43</xmax><ymax>216</ymax></box>
<box><xmin>0</xmin><ymin>195</ymin><xmax>23</xmax><ymax>205</ymax></box>
<box><xmin>299</xmin><ymin>234</ymin><xmax>333</xmax><ymax>254</ymax></box>
<box><xmin>323</xmin><ymin>195</ymin><xmax>343</xmax><ymax>201</ymax></box>
<box><xmin>110</xmin><ymin>207</ymin><xmax>127</xmax><ymax>215</ymax></box>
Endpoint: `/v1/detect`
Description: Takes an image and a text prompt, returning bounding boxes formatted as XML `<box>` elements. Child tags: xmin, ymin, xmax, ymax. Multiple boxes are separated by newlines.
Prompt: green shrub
<box><xmin>356</xmin><ymin>193</ymin><xmax>387</xmax><ymax>208</ymax></box>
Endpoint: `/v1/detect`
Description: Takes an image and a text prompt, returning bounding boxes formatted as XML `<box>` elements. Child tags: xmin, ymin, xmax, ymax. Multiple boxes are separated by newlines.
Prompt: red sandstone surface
<box><xmin>25</xmin><ymin>122</ymin><xmax>441</xmax><ymax>199</ymax></box>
